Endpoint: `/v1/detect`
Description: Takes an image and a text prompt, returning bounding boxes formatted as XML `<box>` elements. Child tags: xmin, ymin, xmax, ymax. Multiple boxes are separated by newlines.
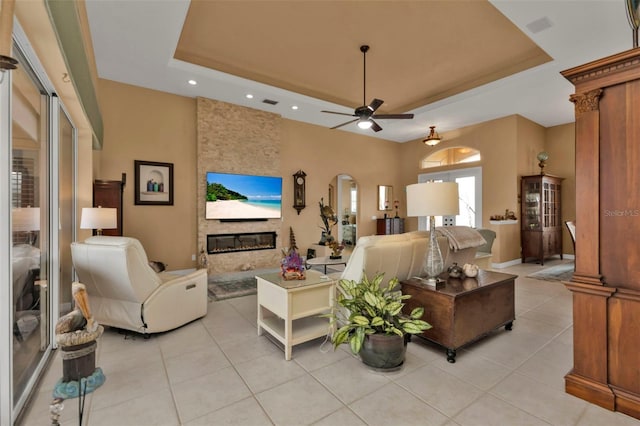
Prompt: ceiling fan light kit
<box><xmin>357</xmin><ymin>119</ymin><xmax>373</xmax><ymax>129</ymax></box>
<box><xmin>423</xmin><ymin>126</ymin><xmax>442</xmax><ymax>146</ymax></box>
<box><xmin>322</xmin><ymin>45</ymin><xmax>414</xmax><ymax>132</ymax></box>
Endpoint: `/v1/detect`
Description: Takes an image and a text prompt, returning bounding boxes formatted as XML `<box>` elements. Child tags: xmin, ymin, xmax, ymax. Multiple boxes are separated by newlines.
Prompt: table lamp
<box><xmin>12</xmin><ymin>207</ymin><xmax>40</xmax><ymax>245</ymax></box>
<box><xmin>406</xmin><ymin>182</ymin><xmax>459</xmax><ymax>285</ymax></box>
<box><xmin>80</xmin><ymin>207</ymin><xmax>117</xmax><ymax>235</ymax></box>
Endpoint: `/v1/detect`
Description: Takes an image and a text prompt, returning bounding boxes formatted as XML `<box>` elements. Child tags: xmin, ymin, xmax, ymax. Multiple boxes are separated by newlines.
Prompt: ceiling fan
<box><xmin>322</xmin><ymin>45</ymin><xmax>414</xmax><ymax>132</ymax></box>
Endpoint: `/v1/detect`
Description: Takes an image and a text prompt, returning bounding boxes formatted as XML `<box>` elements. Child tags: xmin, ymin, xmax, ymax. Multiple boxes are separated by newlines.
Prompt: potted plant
<box><xmin>327</xmin><ymin>272</ymin><xmax>431</xmax><ymax>369</ymax></box>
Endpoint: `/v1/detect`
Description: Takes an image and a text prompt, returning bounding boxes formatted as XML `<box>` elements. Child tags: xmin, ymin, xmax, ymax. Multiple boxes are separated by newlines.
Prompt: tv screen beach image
<box><xmin>206</xmin><ymin>172</ymin><xmax>282</xmax><ymax>219</ymax></box>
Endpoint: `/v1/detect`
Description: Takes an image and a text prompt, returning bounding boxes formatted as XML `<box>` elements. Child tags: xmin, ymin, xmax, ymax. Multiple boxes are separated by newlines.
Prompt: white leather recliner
<box><xmin>71</xmin><ymin>236</ymin><xmax>208</xmax><ymax>335</ymax></box>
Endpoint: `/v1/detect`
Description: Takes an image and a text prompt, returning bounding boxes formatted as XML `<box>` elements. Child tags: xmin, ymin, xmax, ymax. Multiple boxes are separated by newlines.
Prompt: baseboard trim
<box><xmin>491</xmin><ymin>258</ymin><xmax>521</xmax><ymax>269</ymax></box>
<box><xmin>565</xmin><ymin>371</ymin><xmax>615</xmax><ymax>411</ymax></box>
<box><xmin>611</xmin><ymin>385</ymin><xmax>640</xmax><ymax>420</ymax></box>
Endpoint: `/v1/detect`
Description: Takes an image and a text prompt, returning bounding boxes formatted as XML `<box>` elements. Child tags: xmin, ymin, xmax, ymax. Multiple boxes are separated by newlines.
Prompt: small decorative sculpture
<box><xmin>281</xmin><ymin>227</ymin><xmax>306</xmax><ymax>280</ymax></box>
<box><xmin>318</xmin><ymin>198</ymin><xmax>338</xmax><ymax>244</ymax></box>
<box><xmin>51</xmin><ymin>282</ymin><xmax>105</xmax><ymax>423</ymax></box>
<box><xmin>327</xmin><ymin>239</ymin><xmax>345</xmax><ymax>259</ymax></box>
<box><xmin>55</xmin><ymin>283</ymin><xmax>99</xmax><ymax>339</ymax></box>
<box><xmin>198</xmin><ymin>247</ymin><xmax>208</xmax><ymax>270</ymax></box>
<box><xmin>462</xmin><ymin>263</ymin><xmax>479</xmax><ymax>278</ymax></box>
<box><xmin>447</xmin><ymin>262</ymin><xmax>463</xmax><ymax>278</ymax></box>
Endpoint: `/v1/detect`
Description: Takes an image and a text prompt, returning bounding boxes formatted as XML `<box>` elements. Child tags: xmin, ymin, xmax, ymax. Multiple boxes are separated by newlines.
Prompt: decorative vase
<box><xmin>330</xmin><ymin>254</ymin><xmax>342</xmax><ymax>259</ymax></box>
<box><xmin>358</xmin><ymin>333</ymin><xmax>407</xmax><ymax>370</ymax></box>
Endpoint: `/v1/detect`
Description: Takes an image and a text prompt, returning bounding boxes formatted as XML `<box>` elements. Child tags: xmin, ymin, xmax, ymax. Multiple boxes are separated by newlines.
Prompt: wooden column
<box><xmin>562</xmin><ymin>48</ymin><xmax>640</xmax><ymax>420</ymax></box>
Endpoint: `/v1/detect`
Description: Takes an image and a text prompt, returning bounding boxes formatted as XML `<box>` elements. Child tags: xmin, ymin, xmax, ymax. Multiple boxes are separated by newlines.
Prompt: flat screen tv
<box><xmin>205</xmin><ymin>172</ymin><xmax>282</xmax><ymax>220</ymax></box>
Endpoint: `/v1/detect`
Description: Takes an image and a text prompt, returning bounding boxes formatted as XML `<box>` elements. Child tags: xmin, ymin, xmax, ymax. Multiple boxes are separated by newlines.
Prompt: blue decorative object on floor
<box><xmin>52</xmin><ymin>367</ymin><xmax>106</xmax><ymax>399</ymax></box>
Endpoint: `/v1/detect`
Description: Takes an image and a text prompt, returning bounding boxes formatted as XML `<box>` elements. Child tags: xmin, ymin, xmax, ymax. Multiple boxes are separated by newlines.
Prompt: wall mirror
<box><xmin>378</xmin><ymin>185</ymin><xmax>393</xmax><ymax>210</ymax></box>
<box><xmin>330</xmin><ymin>174</ymin><xmax>358</xmax><ymax>246</ymax></box>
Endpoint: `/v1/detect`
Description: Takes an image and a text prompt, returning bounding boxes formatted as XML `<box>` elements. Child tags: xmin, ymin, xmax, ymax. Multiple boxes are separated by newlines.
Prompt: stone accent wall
<box><xmin>197</xmin><ymin>97</ymin><xmax>282</xmax><ymax>274</ymax></box>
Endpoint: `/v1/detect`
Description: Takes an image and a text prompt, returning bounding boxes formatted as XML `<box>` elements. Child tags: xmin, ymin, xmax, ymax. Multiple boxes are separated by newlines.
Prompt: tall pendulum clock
<box><xmin>293</xmin><ymin>170</ymin><xmax>306</xmax><ymax>215</ymax></box>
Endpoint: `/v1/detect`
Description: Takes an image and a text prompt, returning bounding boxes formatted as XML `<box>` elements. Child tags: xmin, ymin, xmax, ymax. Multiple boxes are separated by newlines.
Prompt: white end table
<box><xmin>256</xmin><ymin>270</ymin><xmax>335</xmax><ymax>360</ymax></box>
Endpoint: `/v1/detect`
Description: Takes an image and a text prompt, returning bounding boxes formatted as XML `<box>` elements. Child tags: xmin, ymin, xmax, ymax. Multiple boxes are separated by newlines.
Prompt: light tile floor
<box><xmin>19</xmin><ymin>259</ymin><xmax>640</xmax><ymax>426</ymax></box>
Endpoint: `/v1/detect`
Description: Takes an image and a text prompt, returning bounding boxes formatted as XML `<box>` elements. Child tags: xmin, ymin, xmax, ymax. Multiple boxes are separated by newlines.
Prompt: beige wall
<box><xmin>97</xmin><ymin>79</ymin><xmax>198</xmax><ymax>269</ymax></box>
<box><xmin>97</xmin><ymin>79</ymin><xmax>576</xmax><ymax>271</ymax></box>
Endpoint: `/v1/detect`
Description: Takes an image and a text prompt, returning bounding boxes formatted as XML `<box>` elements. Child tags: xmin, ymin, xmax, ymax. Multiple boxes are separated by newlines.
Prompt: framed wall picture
<box><xmin>134</xmin><ymin>160</ymin><xmax>174</xmax><ymax>205</ymax></box>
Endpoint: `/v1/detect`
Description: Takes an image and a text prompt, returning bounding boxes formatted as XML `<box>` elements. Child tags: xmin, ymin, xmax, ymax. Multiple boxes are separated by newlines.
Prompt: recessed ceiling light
<box><xmin>188</xmin><ymin>79</ymin><xmax>197</xmax><ymax>85</ymax></box>
<box><xmin>291</xmin><ymin>105</ymin><xmax>298</xmax><ymax>110</ymax></box>
<box><xmin>246</xmin><ymin>94</ymin><xmax>254</xmax><ymax>99</ymax></box>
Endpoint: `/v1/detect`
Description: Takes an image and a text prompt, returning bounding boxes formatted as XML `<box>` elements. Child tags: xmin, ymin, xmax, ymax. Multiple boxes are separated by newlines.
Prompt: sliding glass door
<box><xmin>10</xmin><ymin>44</ymin><xmax>51</xmax><ymax>411</ymax></box>
<box><xmin>57</xmin><ymin>104</ymin><xmax>76</xmax><ymax>318</ymax></box>
<box><xmin>0</xmin><ymin>32</ymin><xmax>77</xmax><ymax>423</ymax></box>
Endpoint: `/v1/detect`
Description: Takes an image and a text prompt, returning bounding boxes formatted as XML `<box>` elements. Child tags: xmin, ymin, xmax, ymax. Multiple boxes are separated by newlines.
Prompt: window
<box><xmin>421</xmin><ymin>147</ymin><xmax>481</xmax><ymax>169</ymax></box>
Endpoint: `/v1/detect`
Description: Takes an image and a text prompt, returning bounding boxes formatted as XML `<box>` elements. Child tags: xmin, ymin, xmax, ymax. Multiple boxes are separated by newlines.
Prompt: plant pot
<box><xmin>330</xmin><ymin>255</ymin><xmax>342</xmax><ymax>259</ymax></box>
<box><xmin>359</xmin><ymin>333</ymin><xmax>407</xmax><ymax>370</ymax></box>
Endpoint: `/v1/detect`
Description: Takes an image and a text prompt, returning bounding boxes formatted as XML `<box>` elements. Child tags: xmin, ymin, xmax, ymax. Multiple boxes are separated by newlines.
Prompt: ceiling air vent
<box><xmin>526</xmin><ymin>17</ymin><xmax>553</xmax><ymax>34</ymax></box>
<box><xmin>262</xmin><ymin>99</ymin><xmax>278</xmax><ymax>105</ymax></box>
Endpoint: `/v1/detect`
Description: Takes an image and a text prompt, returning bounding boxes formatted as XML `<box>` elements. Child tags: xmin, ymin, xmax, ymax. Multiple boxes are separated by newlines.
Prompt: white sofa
<box><xmin>71</xmin><ymin>236</ymin><xmax>208</xmax><ymax>335</ymax></box>
<box><xmin>337</xmin><ymin>231</ymin><xmax>478</xmax><ymax>284</ymax></box>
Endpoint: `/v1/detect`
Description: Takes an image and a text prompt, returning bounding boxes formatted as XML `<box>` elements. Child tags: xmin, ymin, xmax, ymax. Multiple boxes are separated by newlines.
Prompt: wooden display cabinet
<box><xmin>520</xmin><ymin>174</ymin><xmax>563</xmax><ymax>264</ymax></box>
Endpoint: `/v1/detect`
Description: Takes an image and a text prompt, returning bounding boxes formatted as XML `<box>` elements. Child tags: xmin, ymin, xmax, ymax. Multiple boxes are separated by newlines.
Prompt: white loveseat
<box><xmin>337</xmin><ymin>231</ymin><xmax>478</xmax><ymax>284</ymax></box>
<box><xmin>71</xmin><ymin>236</ymin><xmax>208</xmax><ymax>334</ymax></box>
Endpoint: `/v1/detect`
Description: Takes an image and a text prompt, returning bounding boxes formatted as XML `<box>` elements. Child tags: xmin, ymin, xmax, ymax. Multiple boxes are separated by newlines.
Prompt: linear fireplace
<box><xmin>207</xmin><ymin>231</ymin><xmax>277</xmax><ymax>254</ymax></box>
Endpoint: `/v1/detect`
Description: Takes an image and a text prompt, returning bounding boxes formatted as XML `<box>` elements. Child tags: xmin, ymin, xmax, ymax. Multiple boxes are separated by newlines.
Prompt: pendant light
<box><xmin>423</xmin><ymin>126</ymin><xmax>442</xmax><ymax>146</ymax></box>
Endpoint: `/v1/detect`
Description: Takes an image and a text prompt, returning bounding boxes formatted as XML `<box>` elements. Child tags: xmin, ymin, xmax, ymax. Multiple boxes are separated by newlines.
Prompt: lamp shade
<box><xmin>80</xmin><ymin>207</ymin><xmax>117</xmax><ymax>231</ymax></box>
<box><xmin>406</xmin><ymin>182</ymin><xmax>459</xmax><ymax>217</ymax></box>
<box><xmin>12</xmin><ymin>207</ymin><xmax>40</xmax><ymax>231</ymax></box>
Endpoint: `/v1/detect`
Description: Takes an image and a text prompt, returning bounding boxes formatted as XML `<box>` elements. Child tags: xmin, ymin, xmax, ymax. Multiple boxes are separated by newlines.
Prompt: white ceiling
<box><xmin>85</xmin><ymin>0</ymin><xmax>634</xmax><ymax>143</ymax></box>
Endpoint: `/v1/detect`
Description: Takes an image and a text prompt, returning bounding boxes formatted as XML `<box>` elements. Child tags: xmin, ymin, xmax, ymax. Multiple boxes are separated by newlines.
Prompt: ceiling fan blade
<box><xmin>370</xmin><ymin>120</ymin><xmax>383</xmax><ymax>132</ymax></box>
<box><xmin>330</xmin><ymin>118</ymin><xmax>358</xmax><ymax>130</ymax></box>
<box><xmin>322</xmin><ymin>110</ymin><xmax>357</xmax><ymax>117</ymax></box>
<box><xmin>368</xmin><ymin>98</ymin><xmax>384</xmax><ymax>112</ymax></box>
<box><xmin>371</xmin><ymin>113</ymin><xmax>414</xmax><ymax>120</ymax></box>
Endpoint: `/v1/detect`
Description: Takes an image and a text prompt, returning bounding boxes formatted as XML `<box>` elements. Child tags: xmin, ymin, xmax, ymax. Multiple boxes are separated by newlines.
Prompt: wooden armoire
<box><xmin>561</xmin><ymin>48</ymin><xmax>640</xmax><ymax>419</ymax></box>
<box><xmin>93</xmin><ymin>179</ymin><xmax>124</xmax><ymax>236</ymax></box>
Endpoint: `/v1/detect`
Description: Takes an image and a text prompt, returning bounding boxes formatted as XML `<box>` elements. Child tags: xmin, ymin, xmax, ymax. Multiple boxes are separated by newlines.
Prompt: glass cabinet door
<box><xmin>544</xmin><ymin>182</ymin><xmax>561</xmax><ymax>228</ymax></box>
<box><xmin>523</xmin><ymin>180</ymin><xmax>541</xmax><ymax>230</ymax></box>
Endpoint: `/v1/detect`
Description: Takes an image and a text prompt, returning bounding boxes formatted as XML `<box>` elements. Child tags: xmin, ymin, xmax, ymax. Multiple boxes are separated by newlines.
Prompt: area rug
<box><xmin>527</xmin><ymin>262</ymin><xmax>575</xmax><ymax>282</ymax></box>
<box><xmin>207</xmin><ymin>266</ymin><xmax>345</xmax><ymax>301</ymax></box>
<box><xmin>207</xmin><ymin>267</ymin><xmax>278</xmax><ymax>301</ymax></box>
<box><xmin>208</xmin><ymin>276</ymin><xmax>258</xmax><ymax>301</ymax></box>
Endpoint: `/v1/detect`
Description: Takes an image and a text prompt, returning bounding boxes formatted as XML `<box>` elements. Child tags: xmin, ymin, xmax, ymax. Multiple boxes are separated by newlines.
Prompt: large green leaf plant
<box><xmin>327</xmin><ymin>272</ymin><xmax>432</xmax><ymax>354</ymax></box>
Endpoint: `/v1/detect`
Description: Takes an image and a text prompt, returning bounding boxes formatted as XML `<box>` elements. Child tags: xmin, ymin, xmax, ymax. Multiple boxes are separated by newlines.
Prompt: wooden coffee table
<box><xmin>401</xmin><ymin>270</ymin><xmax>516</xmax><ymax>363</ymax></box>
